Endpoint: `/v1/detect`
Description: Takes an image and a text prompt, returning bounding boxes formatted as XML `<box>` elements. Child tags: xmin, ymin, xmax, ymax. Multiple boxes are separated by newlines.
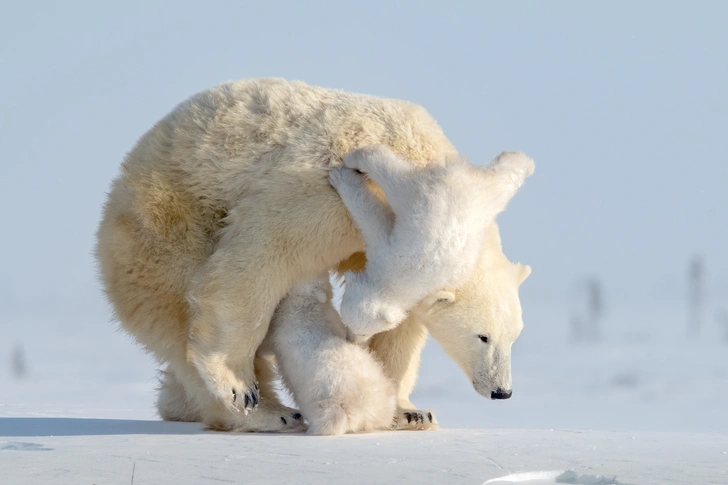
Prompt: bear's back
<box><xmin>120</xmin><ymin>79</ymin><xmax>457</xmax><ymax>206</ymax></box>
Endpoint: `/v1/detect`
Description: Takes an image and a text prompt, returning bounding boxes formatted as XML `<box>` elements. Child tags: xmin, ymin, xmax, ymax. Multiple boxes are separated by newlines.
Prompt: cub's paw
<box><xmin>394</xmin><ymin>409</ymin><xmax>438</xmax><ymax>431</ymax></box>
<box><xmin>343</xmin><ymin>145</ymin><xmax>393</xmax><ymax>172</ymax></box>
<box><xmin>205</xmin><ymin>406</ymin><xmax>307</xmax><ymax>433</ymax></box>
<box><xmin>328</xmin><ymin>166</ymin><xmax>365</xmax><ymax>193</ymax></box>
<box><xmin>490</xmin><ymin>151</ymin><xmax>535</xmax><ymax>184</ymax></box>
<box><xmin>278</xmin><ymin>411</ymin><xmax>307</xmax><ymax>432</ymax></box>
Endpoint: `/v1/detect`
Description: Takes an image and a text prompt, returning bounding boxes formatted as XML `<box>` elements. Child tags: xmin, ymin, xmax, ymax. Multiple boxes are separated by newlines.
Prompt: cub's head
<box><xmin>413</xmin><ymin>224</ymin><xmax>530</xmax><ymax>400</ymax></box>
<box><xmin>287</xmin><ymin>273</ymin><xmax>333</xmax><ymax>304</ymax></box>
<box><xmin>340</xmin><ymin>270</ymin><xmax>408</xmax><ymax>344</ymax></box>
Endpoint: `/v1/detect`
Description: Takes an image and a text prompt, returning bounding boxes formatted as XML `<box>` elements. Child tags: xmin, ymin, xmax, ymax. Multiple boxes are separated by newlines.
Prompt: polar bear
<box><xmin>96</xmin><ymin>78</ymin><xmax>531</xmax><ymax>432</ymax></box>
<box><xmin>261</xmin><ymin>273</ymin><xmax>399</xmax><ymax>435</ymax></box>
<box><xmin>329</xmin><ymin>145</ymin><xmax>534</xmax><ymax>343</ymax></box>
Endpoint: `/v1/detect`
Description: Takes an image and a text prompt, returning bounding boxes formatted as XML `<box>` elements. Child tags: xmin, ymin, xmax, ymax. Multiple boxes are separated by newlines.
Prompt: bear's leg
<box><xmin>157</xmin><ymin>367</ymin><xmax>202</xmax><ymax>422</ymax></box>
<box><xmin>187</xmin><ymin>180</ymin><xmax>363</xmax><ymax>414</ymax></box>
<box><xmin>369</xmin><ymin>315</ymin><xmax>438</xmax><ymax>430</ymax></box>
<box><xmin>254</xmin><ymin>354</ymin><xmax>284</xmax><ymax>403</ymax></box>
<box><xmin>186</xmin><ymin>241</ymin><xmax>288</xmax><ymax>414</ymax></box>
<box><xmin>328</xmin><ymin>167</ymin><xmax>394</xmax><ymax>246</ymax></box>
<box><xmin>166</xmin><ymin>356</ymin><xmax>306</xmax><ymax>432</ymax></box>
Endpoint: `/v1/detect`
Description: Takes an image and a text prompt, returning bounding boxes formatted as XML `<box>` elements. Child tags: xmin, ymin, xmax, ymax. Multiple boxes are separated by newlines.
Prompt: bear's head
<box><xmin>412</xmin><ymin>223</ymin><xmax>530</xmax><ymax>400</ymax></box>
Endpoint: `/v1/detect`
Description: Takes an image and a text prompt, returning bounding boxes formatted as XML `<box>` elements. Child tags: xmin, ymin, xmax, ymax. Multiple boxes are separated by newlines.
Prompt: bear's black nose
<box><xmin>491</xmin><ymin>388</ymin><xmax>512</xmax><ymax>400</ymax></box>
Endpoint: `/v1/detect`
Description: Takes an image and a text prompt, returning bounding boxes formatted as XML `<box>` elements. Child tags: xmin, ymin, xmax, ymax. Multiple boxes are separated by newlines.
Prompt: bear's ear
<box><xmin>515</xmin><ymin>264</ymin><xmax>531</xmax><ymax>285</ymax></box>
<box><xmin>422</xmin><ymin>290</ymin><xmax>456</xmax><ymax>308</ymax></box>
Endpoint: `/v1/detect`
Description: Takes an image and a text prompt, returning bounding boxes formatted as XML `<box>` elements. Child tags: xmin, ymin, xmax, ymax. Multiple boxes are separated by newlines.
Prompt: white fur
<box><xmin>263</xmin><ymin>274</ymin><xmax>397</xmax><ymax>436</ymax></box>
<box><xmin>329</xmin><ymin>145</ymin><xmax>534</xmax><ymax>342</ymax></box>
<box><xmin>412</xmin><ymin>224</ymin><xmax>532</xmax><ymax>400</ymax></box>
<box><xmin>96</xmin><ymin>78</ymin><xmax>532</xmax><ymax>430</ymax></box>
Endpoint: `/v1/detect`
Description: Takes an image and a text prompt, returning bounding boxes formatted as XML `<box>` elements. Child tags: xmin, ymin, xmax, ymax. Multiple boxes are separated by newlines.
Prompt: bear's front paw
<box><xmin>204</xmin><ymin>366</ymin><xmax>260</xmax><ymax>414</ymax></box>
<box><xmin>231</xmin><ymin>381</ymin><xmax>259</xmax><ymax>413</ymax></box>
<box><xmin>394</xmin><ymin>408</ymin><xmax>438</xmax><ymax>431</ymax></box>
<box><xmin>188</xmin><ymin>346</ymin><xmax>261</xmax><ymax>414</ymax></box>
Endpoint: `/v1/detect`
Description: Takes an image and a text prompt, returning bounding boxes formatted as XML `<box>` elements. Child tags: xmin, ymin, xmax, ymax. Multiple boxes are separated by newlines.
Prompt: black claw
<box><xmin>427</xmin><ymin>412</ymin><xmax>433</xmax><ymax>422</ymax></box>
<box><xmin>404</xmin><ymin>412</ymin><xmax>413</xmax><ymax>424</ymax></box>
<box><xmin>292</xmin><ymin>413</ymin><xmax>302</xmax><ymax>421</ymax></box>
<box><xmin>232</xmin><ymin>389</ymin><xmax>237</xmax><ymax>403</ymax></box>
<box><xmin>281</xmin><ymin>417</ymin><xmax>287</xmax><ymax>425</ymax></box>
<box><xmin>254</xmin><ymin>382</ymin><xmax>259</xmax><ymax>391</ymax></box>
<box><xmin>244</xmin><ymin>393</ymin><xmax>250</xmax><ymax>408</ymax></box>
<box><xmin>252</xmin><ymin>390</ymin><xmax>259</xmax><ymax>407</ymax></box>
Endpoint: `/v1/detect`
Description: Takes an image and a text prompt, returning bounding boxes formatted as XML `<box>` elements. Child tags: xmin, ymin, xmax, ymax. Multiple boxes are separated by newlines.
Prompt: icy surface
<box><xmin>1</xmin><ymin>418</ymin><xmax>727</xmax><ymax>485</ymax></box>
<box><xmin>2</xmin><ymin>303</ymin><xmax>727</xmax><ymax>484</ymax></box>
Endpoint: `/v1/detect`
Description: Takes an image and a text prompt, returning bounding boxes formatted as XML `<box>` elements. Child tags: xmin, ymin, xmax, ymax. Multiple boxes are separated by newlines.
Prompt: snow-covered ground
<box><xmin>1</xmin><ymin>420</ymin><xmax>726</xmax><ymax>484</ymax></box>
<box><xmin>1</xmin><ymin>298</ymin><xmax>727</xmax><ymax>484</ymax></box>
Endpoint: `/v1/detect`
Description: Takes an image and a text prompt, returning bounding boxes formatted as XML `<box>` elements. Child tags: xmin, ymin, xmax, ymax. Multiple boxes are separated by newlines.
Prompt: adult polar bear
<box><xmin>96</xmin><ymin>78</ymin><xmax>531</xmax><ymax>432</ymax></box>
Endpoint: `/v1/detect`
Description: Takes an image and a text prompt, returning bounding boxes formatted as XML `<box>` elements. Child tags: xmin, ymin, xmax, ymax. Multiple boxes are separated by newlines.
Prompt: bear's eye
<box><xmin>478</xmin><ymin>334</ymin><xmax>489</xmax><ymax>343</ymax></box>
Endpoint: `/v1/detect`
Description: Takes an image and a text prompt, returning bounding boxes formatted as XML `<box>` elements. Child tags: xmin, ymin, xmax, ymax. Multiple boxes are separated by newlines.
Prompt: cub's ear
<box><xmin>515</xmin><ymin>264</ymin><xmax>531</xmax><ymax>285</ymax></box>
<box><xmin>422</xmin><ymin>290</ymin><xmax>456</xmax><ymax>308</ymax></box>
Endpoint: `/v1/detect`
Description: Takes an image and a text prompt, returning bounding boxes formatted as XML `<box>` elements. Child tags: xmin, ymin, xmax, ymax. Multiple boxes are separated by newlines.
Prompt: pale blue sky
<box><xmin>1</xmin><ymin>0</ymin><xmax>726</xmax><ymax>319</ymax></box>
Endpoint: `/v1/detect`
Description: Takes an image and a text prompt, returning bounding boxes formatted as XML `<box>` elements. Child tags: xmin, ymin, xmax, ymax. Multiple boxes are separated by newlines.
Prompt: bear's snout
<box><xmin>490</xmin><ymin>388</ymin><xmax>512</xmax><ymax>400</ymax></box>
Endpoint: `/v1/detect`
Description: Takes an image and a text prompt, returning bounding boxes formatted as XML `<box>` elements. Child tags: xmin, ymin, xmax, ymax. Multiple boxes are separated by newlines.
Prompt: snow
<box><xmin>1</xmin><ymin>418</ymin><xmax>726</xmax><ymax>485</ymax></box>
<box><xmin>2</xmin><ymin>301</ymin><xmax>727</xmax><ymax>484</ymax></box>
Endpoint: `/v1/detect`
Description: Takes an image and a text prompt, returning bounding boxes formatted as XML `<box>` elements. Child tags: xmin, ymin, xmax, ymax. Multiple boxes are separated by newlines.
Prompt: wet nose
<box><xmin>491</xmin><ymin>388</ymin><xmax>512</xmax><ymax>400</ymax></box>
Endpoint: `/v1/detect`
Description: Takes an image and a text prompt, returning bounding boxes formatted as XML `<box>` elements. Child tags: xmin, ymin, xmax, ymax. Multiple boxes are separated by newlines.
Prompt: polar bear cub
<box><xmin>264</xmin><ymin>273</ymin><xmax>397</xmax><ymax>436</ymax></box>
<box><xmin>329</xmin><ymin>146</ymin><xmax>534</xmax><ymax>342</ymax></box>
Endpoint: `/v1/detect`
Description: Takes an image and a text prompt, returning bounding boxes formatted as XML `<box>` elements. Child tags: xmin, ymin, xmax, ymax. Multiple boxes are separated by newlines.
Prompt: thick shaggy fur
<box><xmin>329</xmin><ymin>146</ymin><xmax>534</xmax><ymax>342</ymax></box>
<box><xmin>96</xmin><ymin>78</ymin><xmax>530</xmax><ymax>431</ymax></box>
<box><xmin>263</xmin><ymin>275</ymin><xmax>396</xmax><ymax>436</ymax></box>
<box><xmin>412</xmin><ymin>224</ymin><xmax>531</xmax><ymax>400</ymax></box>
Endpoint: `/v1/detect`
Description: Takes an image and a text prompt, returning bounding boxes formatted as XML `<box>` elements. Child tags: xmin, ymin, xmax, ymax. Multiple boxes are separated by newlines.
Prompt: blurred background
<box><xmin>1</xmin><ymin>1</ymin><xmax>726</xmax><ymax>432</ymax></box>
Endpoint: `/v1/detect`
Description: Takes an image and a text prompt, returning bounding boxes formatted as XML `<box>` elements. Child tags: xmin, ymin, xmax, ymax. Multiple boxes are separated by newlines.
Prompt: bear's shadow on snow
<box><xmin>0</xmin><ymin>418</ymin><xmax>208</xmax><ymax>437</ymax></box>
